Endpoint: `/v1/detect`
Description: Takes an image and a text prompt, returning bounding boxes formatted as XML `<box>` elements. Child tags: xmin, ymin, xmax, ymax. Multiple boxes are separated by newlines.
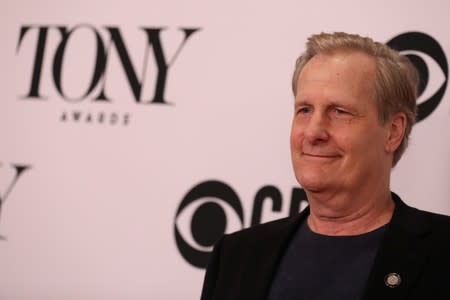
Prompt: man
<box><xmin>200</xmin><ymin>32</ymin><xmax>450</xmax><ymax>300</ymax></box>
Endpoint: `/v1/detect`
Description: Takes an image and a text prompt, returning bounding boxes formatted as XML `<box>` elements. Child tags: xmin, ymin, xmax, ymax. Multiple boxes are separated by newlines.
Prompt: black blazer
<box><xmin>201</xmin><ymin>193</ymin><xmax>450</xmax><ymax>300</ymax></box>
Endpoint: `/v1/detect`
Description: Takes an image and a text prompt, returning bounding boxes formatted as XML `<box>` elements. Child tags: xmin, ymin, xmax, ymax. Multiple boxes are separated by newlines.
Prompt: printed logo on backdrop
<box><xmin>174</xmin><ymin>180</ymin><xmax>308</xmax><ymax>268</ymax></box>
<box><xmin>16</xmin><ymin>25</ymin><xmax>200</xmax><ymax>126</ymax></box>
<box><xmin>0</xmin><ymin>163</ymin><xmax>32</xmax><ymax>240</ymax></box>
<box><xmin>387</xmin><ymin>32</ymin><xmax>448</xmax><ymax>122</ymax></box>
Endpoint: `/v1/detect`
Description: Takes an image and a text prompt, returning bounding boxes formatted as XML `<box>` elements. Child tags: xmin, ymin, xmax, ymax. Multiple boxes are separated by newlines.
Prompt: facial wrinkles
<box><xmin>296</xmin><ymin>53</ymin><xmax>376</xmax><ymax>140</ymax></box>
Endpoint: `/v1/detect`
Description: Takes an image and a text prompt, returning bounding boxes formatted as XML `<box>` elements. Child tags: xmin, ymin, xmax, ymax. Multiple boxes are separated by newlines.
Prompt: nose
<box><xmin>303</xmin><ymin>112</ymin><xmax>329</xmax><ymax>144</ymax></box>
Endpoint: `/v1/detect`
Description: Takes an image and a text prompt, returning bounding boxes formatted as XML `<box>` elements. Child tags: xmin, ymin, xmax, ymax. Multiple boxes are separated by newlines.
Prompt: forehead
<box><xmin>296</xmin><ymin>50</ymin><xmax>377</xmax><ymax>100</ymax></box>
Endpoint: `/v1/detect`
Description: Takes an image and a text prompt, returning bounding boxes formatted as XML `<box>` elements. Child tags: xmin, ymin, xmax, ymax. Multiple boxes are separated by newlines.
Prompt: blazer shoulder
<box><xmin>398</xmin><ymin>201</ymin><xmax>450</xmax><ymax>249</ymax></box>
<box><xmin>393</xmin><ymin>195</ymin><xmax>450</xmax><ymax>231</ymax></box>
<box><xmin>424</xmin><ymin>209</ymin><xmax>450</xmax><ymax>235</ymax></box>
<box><xmin>407</xmin><ymin>204</ymin><xmax>450</xmax><ymax>231</ymax></box>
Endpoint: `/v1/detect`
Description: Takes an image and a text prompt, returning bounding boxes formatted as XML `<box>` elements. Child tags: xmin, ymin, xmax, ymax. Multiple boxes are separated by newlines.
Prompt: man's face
<box><xmin>291</xmin><ymin>50</ymin><xmax>392</xmax><ymax>195</ymax></box>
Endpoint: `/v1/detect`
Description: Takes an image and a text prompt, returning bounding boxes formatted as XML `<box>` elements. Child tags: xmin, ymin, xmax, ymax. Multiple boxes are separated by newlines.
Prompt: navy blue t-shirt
<box><xmin>268</xmin><ymin>220</ymin><xmax>387</xmax><ymax>300</ymax></box>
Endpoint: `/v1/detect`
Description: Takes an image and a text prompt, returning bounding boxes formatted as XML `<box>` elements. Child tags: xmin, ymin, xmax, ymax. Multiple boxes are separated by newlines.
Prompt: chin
<box><xmin>296</xmin><ymin>174</ymin><xmax>328</xmax><ymax>193</ymax></box>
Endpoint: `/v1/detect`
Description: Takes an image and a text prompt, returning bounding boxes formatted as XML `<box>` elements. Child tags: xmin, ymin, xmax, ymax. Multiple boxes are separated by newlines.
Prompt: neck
<box><xmin>306</xmin><ymin>188</ymin><xmax>395</xmax><ymax>236</ymax></box>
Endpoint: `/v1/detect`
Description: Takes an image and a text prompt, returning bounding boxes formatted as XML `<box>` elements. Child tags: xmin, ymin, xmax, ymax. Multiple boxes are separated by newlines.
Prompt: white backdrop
<box><xmin>1</xmin><ymin>0</ymin><xmax>449</xmax><ymax>299</ymax></box>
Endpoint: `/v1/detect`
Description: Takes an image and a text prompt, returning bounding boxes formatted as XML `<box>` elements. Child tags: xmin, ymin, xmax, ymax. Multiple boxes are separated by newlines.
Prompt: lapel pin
<box><xmin>384</xmin><ymin>273</ymin><xmax>402</xmax><ymax>288</ymax></box>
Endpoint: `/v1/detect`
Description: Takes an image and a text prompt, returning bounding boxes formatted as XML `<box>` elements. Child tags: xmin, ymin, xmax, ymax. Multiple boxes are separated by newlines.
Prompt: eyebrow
<box><xmin>294</xmin><ymin>96</ymin><xmax>313</xmax><ymax>105</ymax></box>
<box><xmin>295</xmin><ymin>98</ymin><xmax>340</xmax><ymax>106</ymax></box>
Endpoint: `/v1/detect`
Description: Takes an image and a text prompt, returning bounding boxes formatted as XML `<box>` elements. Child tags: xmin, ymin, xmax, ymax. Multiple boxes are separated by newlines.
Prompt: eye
<box><xmin>387</xmin><ymin>32</ymin><xmax>448</xmax><ymax>122</ymax></box>
<box><xmin>333</xmin><ymin>108</ymin><xmax>348</xmax><ymax>115</ymax></box>
<box><xmin>174</xmin><ymin>180</ymin><xmax>244</xmax><ymax>268</ymax></box>
<box><xmin>296</xmin><ymin>106</ymin><xmax>312</xmax><ymax>114</ymax></box>
<box><xmin>330</xmin><ymin>107</ymin><xmax>352</xmax><ymax>119</ymax></box>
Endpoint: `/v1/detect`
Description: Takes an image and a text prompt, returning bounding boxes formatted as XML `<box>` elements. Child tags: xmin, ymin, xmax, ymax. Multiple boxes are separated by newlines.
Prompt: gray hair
<box><xmin>292</xmin><ymin>32</ymin><xmax>419</xmax><ymax>166</ymax></box>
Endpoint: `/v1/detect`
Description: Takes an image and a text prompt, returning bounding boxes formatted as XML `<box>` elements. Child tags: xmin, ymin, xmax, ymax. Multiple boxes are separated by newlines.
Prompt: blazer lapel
<box><xmin>239</xmin><ymin>208</ymin><xmax>309</xmax><ymax>299</ymax></box>
<box><xmin>363</xmin><ymin>194</ymin><xmax>432</xmax><ymax>300</ymax></box>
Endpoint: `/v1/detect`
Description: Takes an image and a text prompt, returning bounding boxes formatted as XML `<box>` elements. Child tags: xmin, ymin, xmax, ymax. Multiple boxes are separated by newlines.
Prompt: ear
<box><xmin>385</xmin><ymin>112</ymin><xmax>407</xmax><ymax>154</ymax></box>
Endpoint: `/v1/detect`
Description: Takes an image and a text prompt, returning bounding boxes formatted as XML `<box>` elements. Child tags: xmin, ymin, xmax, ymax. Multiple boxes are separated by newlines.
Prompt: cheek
<box><xmin>290</xmin><ymin>122</ymin><xmax>303</xmax><ymax>149</ymax></box>
<box><xmin>339</xmin><ymin>128</ymin><xmax>384</xmax><ymax>158</ymax></box>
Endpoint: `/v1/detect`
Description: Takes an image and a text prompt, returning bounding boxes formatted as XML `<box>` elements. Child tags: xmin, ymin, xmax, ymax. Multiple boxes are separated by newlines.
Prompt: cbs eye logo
<box><xmin>387</xmin><ymin>32</ymin><xmax>448</xmax><ymax>122</ymax></box>
<box><xmin>174</xmin><ymin>180</ymin><xmax>244</xmax><ymax>268</ymax></box>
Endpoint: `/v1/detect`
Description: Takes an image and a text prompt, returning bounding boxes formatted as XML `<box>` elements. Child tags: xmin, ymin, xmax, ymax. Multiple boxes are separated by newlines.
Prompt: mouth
<box><xmin>301</xmin><ymin>152</ymin><xmax>340</xmax><ymax>159</ymax></box>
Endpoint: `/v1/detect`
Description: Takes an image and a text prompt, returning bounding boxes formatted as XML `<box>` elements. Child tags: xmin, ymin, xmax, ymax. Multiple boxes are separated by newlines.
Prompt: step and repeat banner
<box><xmin>1</xmin><ymin>1</ymin><xmax>449</xmax><ymax>299</ymax></box>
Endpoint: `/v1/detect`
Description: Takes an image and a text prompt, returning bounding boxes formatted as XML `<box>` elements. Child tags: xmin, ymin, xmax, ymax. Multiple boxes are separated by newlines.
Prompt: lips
<box><xmin>302</xmin><ymin>152</ymin><xmax>340</xmax><ymax>158</ymax></box>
